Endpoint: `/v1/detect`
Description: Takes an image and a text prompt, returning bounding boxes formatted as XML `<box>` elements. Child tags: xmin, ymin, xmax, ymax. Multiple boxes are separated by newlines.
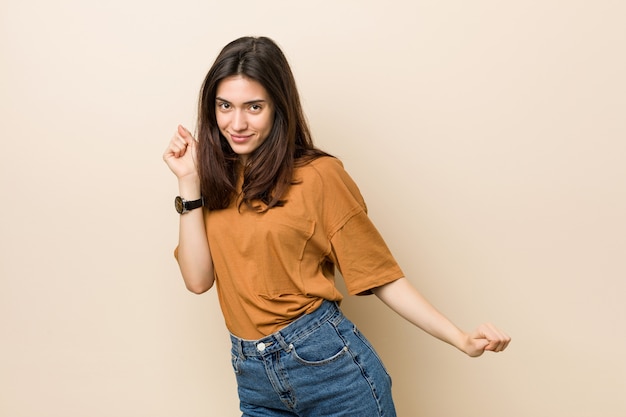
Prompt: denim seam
<box><xmin>353</xmin><ymin>326</ymin><xmax>392</xmax><ymax>380</ymax></box>
<box><xmin>343</xmin><ymin>325</ymin><xmax>385</xmax><ymax>417</ymax></box>
<box><xmin>261</xmin><ymin>352</ymin><xmax>297</xmax><ymax>411</ymax></box>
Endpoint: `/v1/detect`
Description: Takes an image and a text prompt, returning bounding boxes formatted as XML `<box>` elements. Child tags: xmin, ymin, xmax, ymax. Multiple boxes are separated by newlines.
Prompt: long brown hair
<box><xmin>196</xmin><ymin>36</ymin><xmax>330</xmax><ymax>211</ymax></box>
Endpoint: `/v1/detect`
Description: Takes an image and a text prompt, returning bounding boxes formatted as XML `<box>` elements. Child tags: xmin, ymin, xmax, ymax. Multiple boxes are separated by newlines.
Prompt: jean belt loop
<box><xmin>236</xmin><ymin>338</ymin><xmax>245</xmax><ymax>359</ymax></box>
<box><xmin>275</xmin><ymin>332</ymin><xmax>292</xmax><ymax>352</ymax></box>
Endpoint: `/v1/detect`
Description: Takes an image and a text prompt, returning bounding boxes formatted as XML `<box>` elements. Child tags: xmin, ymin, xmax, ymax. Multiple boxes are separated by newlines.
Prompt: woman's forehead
<box><xmin>216</xmin><ymin>75</ymin><xmax>270</xmax><ymax>103</ymax></box>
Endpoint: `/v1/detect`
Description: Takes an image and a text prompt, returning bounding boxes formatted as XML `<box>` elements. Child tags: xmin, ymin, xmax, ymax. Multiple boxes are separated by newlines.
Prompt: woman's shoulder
<box><xmin>297</xmin><ymin>156</ymin><xmax>362</xmax><ymax>196</ymax></box>
<box><xmin>295</xmin><ymin>156</ymin><xmax>347</xmax><ymax>184</ymax></box>
<box><xmin>301</xmin><ymin>155</ymin><xmax>345</xmax><ymax>176</ymax></box>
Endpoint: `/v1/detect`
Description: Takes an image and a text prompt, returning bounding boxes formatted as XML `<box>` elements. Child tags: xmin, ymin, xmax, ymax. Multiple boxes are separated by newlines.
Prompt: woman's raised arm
<box><xmin>163</xmin><ymin>125</ymin><xmax>214</xmax><ymax>294</ymax></box>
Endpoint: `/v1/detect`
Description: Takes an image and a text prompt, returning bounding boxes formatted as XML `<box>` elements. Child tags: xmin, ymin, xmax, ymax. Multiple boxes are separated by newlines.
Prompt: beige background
<box><xmin>1</xmin><ymin>0</ymin><xmax>625</xmax><ymax>416</ymax></box>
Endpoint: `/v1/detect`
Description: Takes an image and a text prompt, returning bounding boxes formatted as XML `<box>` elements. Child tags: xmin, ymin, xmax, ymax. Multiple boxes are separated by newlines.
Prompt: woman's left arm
<box><xmin>372</xmin><ymin>278</ymin><xmax>511</xmax><ymax>357</ymax></box>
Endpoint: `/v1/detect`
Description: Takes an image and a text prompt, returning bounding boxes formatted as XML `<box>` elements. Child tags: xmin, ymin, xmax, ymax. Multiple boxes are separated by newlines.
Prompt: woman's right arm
<box><xmin>163</xmin><ymin>125</ymin><xmax>215</xmax><ymax>294</ymax></box>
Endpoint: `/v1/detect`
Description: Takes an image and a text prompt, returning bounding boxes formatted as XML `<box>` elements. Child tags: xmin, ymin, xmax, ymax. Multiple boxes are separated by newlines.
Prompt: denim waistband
<box><xmin>230</xmin><ymin>300</ymin><xmax>343</xmax><ymax>358</ymax></box>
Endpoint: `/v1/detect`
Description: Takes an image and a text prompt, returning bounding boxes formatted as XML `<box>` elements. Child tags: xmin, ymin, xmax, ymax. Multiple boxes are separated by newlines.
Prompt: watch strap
<box><xmin>184</xmin><ymin>197</ymin><xmax>204</xmax><ymax>212</ymax></box>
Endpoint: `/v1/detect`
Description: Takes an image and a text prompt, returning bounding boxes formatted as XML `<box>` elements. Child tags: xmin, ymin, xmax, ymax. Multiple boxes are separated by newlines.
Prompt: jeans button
<box><xmin>256</xmin><ymin>342</ymin><xmax>266</xmax><ymax>352</ymax></box>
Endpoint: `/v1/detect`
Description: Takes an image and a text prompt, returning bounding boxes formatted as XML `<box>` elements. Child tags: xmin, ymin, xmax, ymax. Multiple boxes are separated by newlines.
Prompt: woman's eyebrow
<box><xmin>216</xmin><ymin>97</ymin><xmax>267</xmax><ymax>105</ymax></box>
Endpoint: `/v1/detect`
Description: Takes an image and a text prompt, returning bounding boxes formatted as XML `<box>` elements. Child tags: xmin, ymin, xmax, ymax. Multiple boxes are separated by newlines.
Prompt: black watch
<box><xmin>174</xmin><ymin>196</ymin><xmax>203</xmax><ymax>214</ymax></box>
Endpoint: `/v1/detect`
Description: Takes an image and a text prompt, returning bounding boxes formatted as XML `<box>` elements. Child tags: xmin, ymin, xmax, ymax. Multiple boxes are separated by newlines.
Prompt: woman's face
<box><xmin>215</xmin><ymin>75</ymin><xmax>275</xmax><ymax>163</ymax></box>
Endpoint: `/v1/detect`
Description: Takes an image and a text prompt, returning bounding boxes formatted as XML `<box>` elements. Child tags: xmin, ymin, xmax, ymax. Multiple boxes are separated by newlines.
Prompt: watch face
<box><xmin>174</xmin><ymin>196</ymin><xmax>184</xmax><ymax>214</ymax></box>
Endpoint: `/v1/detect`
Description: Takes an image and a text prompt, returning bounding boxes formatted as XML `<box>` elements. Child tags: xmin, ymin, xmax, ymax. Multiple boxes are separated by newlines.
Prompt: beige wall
<box><xmin>1</xmin><ymin>0</ymin><xmax>625</xmax><ymax>416</ymax></box>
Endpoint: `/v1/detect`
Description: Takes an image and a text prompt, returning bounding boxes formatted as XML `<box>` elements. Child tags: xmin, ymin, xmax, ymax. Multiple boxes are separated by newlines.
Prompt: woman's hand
<box><xmin>163</xmin><ymin>125</ymin><xmax>198</xmax><ymax>180</ymax></box>
<box><xmin>461</xmin><ymin>323</ymin><xmax>511</xmax><ymax>357</ymax></box>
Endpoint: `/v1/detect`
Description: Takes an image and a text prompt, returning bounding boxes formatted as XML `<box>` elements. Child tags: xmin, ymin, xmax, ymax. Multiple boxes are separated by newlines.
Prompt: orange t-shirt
<box><xmin>197</xmin><ymin>156</ymin><xmax>404</xmax><ymax>339</ymax></box>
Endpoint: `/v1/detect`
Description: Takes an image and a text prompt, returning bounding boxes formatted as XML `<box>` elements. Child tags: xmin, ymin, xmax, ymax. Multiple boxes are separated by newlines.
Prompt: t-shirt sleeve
<box><xmin>330</xmin><ymin>211</ymin><xmax>405</xmax><ymax>295</ymax></box>
<box><xmin>313</xmin><ymin>158</ymin><xmax>404</xmax><ymax>295</ymax></box>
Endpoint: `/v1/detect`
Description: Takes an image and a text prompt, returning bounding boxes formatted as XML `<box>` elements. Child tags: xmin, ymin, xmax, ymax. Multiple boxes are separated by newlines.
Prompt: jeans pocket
<box><xmin>290</xmin><ymin>322</ymin><xmax>349</xmax><ymax>366</ymax></box>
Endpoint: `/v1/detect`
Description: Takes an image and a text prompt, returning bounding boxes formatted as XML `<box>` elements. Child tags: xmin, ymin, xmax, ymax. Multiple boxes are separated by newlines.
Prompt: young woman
<box><xmin>163</xmin><ymin>36</ymin><xmax>510</xmax><ymax>417</ymax></box>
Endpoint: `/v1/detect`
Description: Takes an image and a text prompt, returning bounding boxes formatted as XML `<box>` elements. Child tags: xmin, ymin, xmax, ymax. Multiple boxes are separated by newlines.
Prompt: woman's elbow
<box><xmin>178</xmin><ymin>262</ymin><xmax>214</xmax><ymax>294</ymax></box>
<box><xmin>180</xmin><ymin>269</ymin><xmax>214</xmax><ymax>294</ymax></box>
<box><xmin>185</xmin><ymin>279</ymin><xmax>214</xmax><ymax>294</ymax></box>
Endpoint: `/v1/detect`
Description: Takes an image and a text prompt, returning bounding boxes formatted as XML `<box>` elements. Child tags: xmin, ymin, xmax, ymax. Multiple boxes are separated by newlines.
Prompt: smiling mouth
<box><xmin>230</xmin><ymin>134</ymin><xmax>252</xmax><ymax>144</ymax></box>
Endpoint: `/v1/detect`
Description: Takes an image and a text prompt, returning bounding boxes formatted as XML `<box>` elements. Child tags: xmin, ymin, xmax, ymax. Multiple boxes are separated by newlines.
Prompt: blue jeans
<box><xmin>230</xmin><ymin>301</ymin><xmax>396</xmax><ymax>417</ymax></box>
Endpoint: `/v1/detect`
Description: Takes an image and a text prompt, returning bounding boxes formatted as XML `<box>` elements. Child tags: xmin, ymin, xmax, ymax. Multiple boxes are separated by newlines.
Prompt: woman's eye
<box><xmin>217</xmin><ymin>102</ymin><xmax>230</xmax><ymax>110</ymax></box>
<box><xmin>250</xmin><ymin>104</ymin><xmax>262</xmax><ymax>112</ymax></box>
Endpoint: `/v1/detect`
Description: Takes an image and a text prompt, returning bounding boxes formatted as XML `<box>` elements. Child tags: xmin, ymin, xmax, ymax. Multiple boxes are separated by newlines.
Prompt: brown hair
<box><xmin>196</xmin><ymin>36</ymin><xmax>331</xmax><ymax>211</ymax></box>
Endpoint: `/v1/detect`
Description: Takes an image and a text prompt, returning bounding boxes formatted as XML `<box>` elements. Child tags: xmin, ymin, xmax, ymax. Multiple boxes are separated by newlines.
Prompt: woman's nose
<box><xmin>231</xmin><ymin>110</ymin><xmax>247</xmax><ymax>131</ymax></box>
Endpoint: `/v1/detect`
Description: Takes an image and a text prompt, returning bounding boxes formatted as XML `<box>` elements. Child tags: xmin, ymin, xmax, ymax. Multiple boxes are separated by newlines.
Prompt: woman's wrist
<box><xmin>177</xmin><ymin>175</ymin><xmax>201</xmax><ymax>200</ymax></box>
<box><xmin>456</xmin><ymin>332</ymin><xmax>472</xmax><ymax>355</ymax></box>
<box><xmin>443</xmin><ymin>327</ymin><xmax>471</xmax><ymax>355</ymax></box>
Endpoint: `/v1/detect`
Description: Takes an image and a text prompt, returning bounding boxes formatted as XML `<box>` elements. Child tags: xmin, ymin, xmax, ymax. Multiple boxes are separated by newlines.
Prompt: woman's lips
<box><xmin>230</xmin><ymin>134</ymin><xmax>252</xmax><ymax>144</ymax></box>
